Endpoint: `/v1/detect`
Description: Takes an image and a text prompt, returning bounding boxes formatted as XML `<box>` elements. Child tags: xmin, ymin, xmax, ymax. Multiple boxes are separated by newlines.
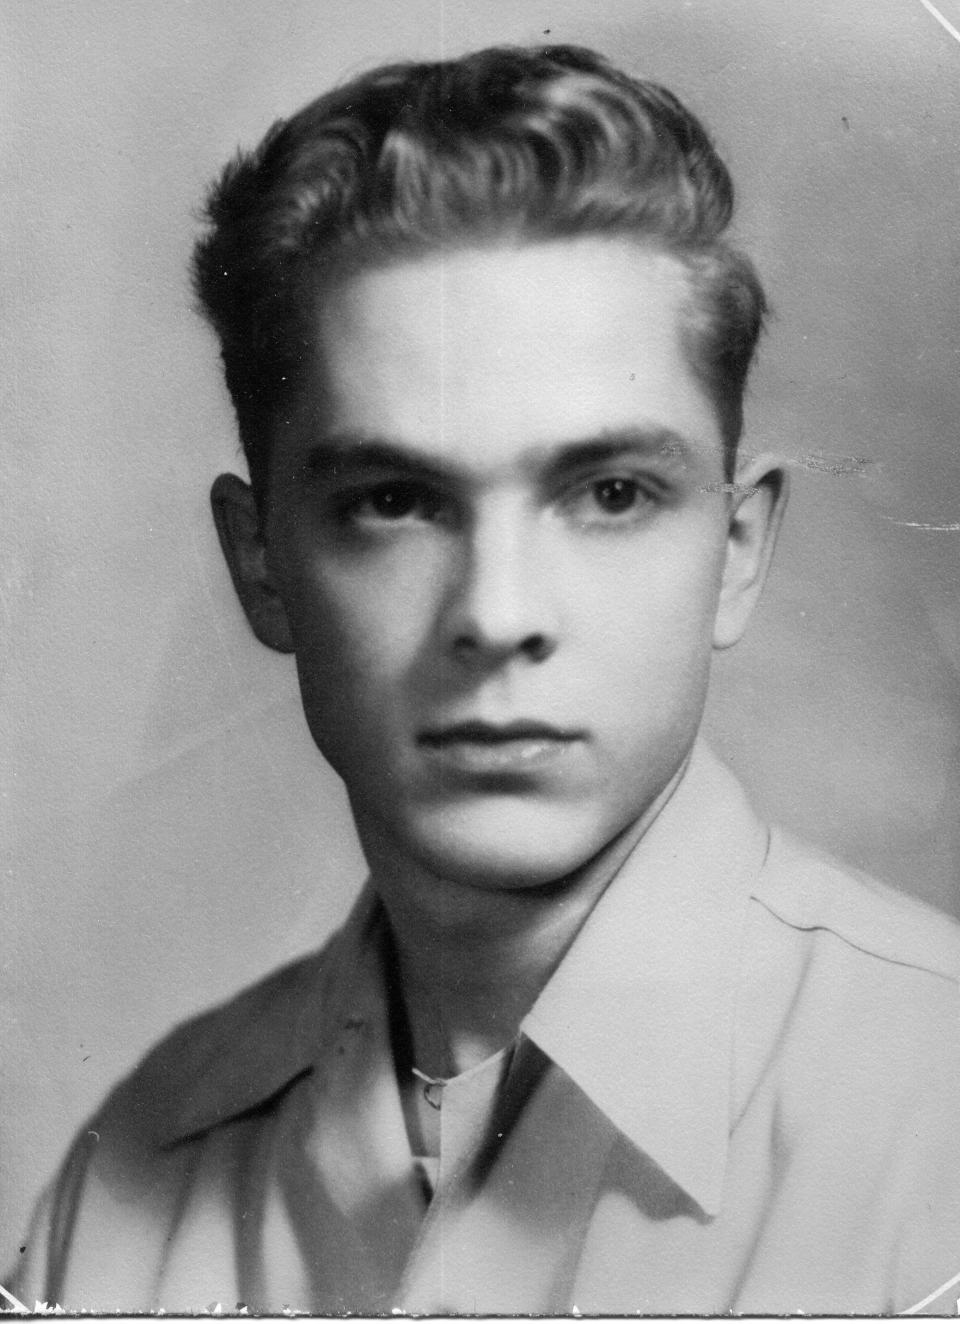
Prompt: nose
<box><xmin>441</xmin><ymin>500</ymin><xmax>559</xmax><ymax>668</ymax></box>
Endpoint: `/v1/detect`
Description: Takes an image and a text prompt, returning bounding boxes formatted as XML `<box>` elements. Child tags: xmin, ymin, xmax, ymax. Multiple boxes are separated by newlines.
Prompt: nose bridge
<box><xmin>450</xmin><ymin>490</ymin><xmax>556</xmax><ymax>659</ymax></box>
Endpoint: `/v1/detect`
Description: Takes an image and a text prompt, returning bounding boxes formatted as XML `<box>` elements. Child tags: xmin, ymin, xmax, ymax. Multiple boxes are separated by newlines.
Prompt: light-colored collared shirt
<box><xmin>10</xmin><ymin>744</ymin><xmax>960</xmax><ymax>1313</ymax></box>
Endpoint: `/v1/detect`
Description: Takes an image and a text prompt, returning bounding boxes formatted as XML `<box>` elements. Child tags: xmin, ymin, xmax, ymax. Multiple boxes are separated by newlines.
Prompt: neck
<box><xmin>355</xmin><ymin>768</ymin><xmax>685</xmax><ymax>1080</ymax></box>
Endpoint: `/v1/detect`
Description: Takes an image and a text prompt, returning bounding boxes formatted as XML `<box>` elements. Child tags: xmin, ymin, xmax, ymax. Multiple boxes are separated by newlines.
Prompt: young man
<box><xmin>9</xmin><ymin>45</ymin><xmax>960</xmax><ymax>1315</ymax></box>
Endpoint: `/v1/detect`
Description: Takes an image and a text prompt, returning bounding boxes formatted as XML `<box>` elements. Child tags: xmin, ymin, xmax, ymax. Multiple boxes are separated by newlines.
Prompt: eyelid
<box><xmin>553</xmin><ymin>470</ymin><xmax>665</xmax><ymax>529</ymax></box>
<box><xmin>335</xmin><ymin>475</ymin><xmax>459</xmax><ymax>527</ymax></box>
<box><xmin>556</xmin><ymin>465</ymin><xmax>665</xmax><ymax>499</ymax></box>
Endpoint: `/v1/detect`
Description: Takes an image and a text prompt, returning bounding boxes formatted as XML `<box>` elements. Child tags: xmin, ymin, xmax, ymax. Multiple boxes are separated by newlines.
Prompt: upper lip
<box><xmin>419</xmin><ymin>720</ymin><xmax>582</xmax><ymax>745</ymax></box>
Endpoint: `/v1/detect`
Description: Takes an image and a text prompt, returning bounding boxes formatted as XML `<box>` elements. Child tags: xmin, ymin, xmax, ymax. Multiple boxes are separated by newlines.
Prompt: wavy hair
<box><xmin>193</xmin><ymin>45</ymin><xmax>766</xmax><ymax>495</ymax></box>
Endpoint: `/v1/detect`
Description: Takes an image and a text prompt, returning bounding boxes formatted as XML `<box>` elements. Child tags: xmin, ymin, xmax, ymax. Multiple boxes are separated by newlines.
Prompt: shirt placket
<box><xmin>395</xmin><ymin>1041</ymin><xmax>618</xmax><ymax>1314</ymax></box>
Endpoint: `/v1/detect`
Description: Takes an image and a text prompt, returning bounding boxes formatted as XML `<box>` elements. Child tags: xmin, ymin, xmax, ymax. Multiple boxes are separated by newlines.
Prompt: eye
<box><xmin>338</xmin><ymin>480</ymin><xmax>448</xmax><ymax>528</ymax></box>
<box><xmin>563</xmin><ymin>474</ymin><xmax>657</xmax><ymax>527</ymax></box>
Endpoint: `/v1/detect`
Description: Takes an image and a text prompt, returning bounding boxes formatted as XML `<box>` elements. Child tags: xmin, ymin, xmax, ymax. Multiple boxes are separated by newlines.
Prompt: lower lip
<box><xmin>420</xmin><ymin>737</ymin><xmax>576</xmax><ymax>774</ymax></box>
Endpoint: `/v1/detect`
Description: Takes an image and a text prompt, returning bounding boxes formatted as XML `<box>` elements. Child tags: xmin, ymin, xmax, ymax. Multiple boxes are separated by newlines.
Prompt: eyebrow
<box><xmin>304</xmin><ymin>426</ymin><xmax>697</xmax><ymax>485</ymax></box>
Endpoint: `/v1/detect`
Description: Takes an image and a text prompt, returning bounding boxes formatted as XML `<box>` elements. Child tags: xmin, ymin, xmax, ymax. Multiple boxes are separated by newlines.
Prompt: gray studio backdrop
<box><xmin>3</xmin><ymin>0</ymin><xmax>959</xmax><ymax>1263</ymax></box>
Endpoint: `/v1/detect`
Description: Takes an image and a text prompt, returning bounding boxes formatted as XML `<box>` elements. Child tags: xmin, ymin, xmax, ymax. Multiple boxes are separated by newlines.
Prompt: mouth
<box><xmin>418</xmin><ymin>721</ymin><xmax>583</xmax><ymax>775</ymax></box>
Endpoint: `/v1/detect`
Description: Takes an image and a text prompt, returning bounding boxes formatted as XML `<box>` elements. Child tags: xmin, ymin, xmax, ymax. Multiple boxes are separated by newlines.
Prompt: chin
<box><xmin>403</xmin><ymin>797</ymin><xmax>624</xmax><ymax>891</ymax></box>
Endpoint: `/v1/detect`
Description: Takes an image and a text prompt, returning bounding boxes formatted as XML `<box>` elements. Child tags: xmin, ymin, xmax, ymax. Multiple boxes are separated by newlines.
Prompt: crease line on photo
<box><xmin>919</xmin><ymin>0</ymin><xmax>960</xmax><ymax>45</ymax></box>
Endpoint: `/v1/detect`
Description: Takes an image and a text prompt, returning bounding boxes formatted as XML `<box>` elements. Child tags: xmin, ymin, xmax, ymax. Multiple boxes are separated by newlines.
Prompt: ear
<box><xmin>712</xmin><ymin>455</ymin><xmax>789</xmax><ymax>651</ymax></box>
<box><xmin>210</xmin><ymin>473</ymin><xmax>295</xmax><ymax>654</ymax></box>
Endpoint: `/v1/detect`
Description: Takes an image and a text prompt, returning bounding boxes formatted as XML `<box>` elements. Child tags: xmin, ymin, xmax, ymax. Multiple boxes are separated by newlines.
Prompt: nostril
<box><xmin>521</xmin><ymin>632</ymin><xmax>551</xmax><ymax>662</ymax></box>
<box><xmin>450</xmin><ymin>630</ymin><xmax>553</xmax><ymax>665</ymax></box>
<box><xmin>452</xmin><ymin>633</ymin><xmax>479</xmax><ymax>659</ymax></box>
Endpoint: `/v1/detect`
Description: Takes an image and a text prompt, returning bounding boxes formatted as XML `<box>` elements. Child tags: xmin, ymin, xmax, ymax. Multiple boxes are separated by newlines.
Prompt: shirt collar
<box><xmin>157</xmin><ymin>742</ymin><xmax>767</xmax><ymax>1223</ymax></box>
<box><xmin>521</xmin><ymin>740</ymin><xmax>768</xmax><ymax>1217</ymax></box>
<box><xmin>153</xmin><ymin>884</ymin><xmax>384</xmax><ymax>1146</ymax></box>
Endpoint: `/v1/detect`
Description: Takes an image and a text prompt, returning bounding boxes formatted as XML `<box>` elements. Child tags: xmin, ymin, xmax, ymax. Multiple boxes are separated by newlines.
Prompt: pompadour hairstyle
<box><xmin>193</xmin><ymin>44</ymin><xmax>766</xmax><ymax>497</ymax></box>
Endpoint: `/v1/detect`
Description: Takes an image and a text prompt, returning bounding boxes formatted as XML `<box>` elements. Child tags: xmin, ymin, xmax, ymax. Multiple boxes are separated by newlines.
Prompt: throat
<box><xmin>381</xmin><ymin>886</ymin><xmax>578</xmax><ymax>1085</ymax></box>
<box><xmin>385</xmin><ymin>928</ymin><xmax>516</xmax><ymax>1159</ymax></box>
<box><xmin>375</xmin><ymin>802</ymin><xmax>669</xmax><ymax>1085</ymax></box>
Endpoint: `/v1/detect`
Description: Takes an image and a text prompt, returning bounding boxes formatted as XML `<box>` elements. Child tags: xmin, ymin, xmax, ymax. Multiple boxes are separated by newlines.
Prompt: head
<box><xmin>197</xmin><ymin>45</ymin><xmax>786</xmax><ymax>890</ymax></box>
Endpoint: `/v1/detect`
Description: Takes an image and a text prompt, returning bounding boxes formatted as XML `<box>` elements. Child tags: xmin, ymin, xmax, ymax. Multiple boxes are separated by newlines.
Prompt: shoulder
<box><xmin>85</xmin><ymin>896</ymin><xmax>373</xmax><ymax>1175</ymax></box>
<box><xmin>8</xmin><ymin>946</ymin><xmax>339</xmax><ymax>1309</ymax></box>
<box><xmin>110</xmin><ymin>947</ymin><xmax>332</xmax><ymax>1143</ymax></box>
<box><xmin>13</xmin><ymin>893</ymin><xmax>379</xmax><ymax>1307</ymax></box>
<box><xmin>730</xmin><ymin>833</ymin><xmax>960</xmax><ymax>1314</ymax></box>
<box><xmin>756</xmin><ymin>827</ymin><xmax>960</xmax><ymax>981</ymax></box>
<box><xmin>737</xmin><ymin>828</ymin><xmax>960</xmax><ymax>1126</ymax></box>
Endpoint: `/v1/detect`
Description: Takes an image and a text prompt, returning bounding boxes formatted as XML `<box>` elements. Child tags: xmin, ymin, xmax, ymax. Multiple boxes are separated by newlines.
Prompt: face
<box><xmin>249</xmin><ymin>238</ymin><xmax>775</xmax><ymax>888</ymax></box>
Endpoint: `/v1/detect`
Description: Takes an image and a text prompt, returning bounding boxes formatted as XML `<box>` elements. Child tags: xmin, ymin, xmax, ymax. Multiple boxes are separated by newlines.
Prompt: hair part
<box><xmin>193</xmin><ymin>44</ymin><xmax>767</xmax><ymax>498</ymax></box>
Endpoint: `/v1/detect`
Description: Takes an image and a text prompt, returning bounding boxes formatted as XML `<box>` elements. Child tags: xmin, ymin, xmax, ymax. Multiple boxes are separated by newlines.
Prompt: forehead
<box><xmin>295</xmin><ymin>238</ymin><xmax>722</xmax><ymax>469</ymax></box>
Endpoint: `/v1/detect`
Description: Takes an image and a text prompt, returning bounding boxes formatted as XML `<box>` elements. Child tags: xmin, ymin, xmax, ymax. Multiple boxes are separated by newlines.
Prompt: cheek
<box><xmin>283</xmin><ymin>546</ymin><xmax>445</xmax><ymax>702</ymax></box>
<box><xmin>574</xmin><ymin>523</ymin><xmax>724</xmax><ymax>640</ymax></box>
<box><xmin>286</xmin><ymin>577</ymin><xmax>400</xmax><ymax>782</ymax></box>
<box><xmin>572</xmin><ymin>531</ymin><xmax>725</xmax><ymax>706</ymax></box>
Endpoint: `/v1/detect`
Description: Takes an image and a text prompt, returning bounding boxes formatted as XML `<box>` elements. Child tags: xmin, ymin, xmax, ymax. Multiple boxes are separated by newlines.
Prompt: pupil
<box><xmin>373</xmin><ymin>484</ymin><xmax>416</xmax><ymax>517</ymax></box>
<box><xmin>597</xmin><ymin>479</ymin><xmax>635</xmax><ymax>512</ymax></box>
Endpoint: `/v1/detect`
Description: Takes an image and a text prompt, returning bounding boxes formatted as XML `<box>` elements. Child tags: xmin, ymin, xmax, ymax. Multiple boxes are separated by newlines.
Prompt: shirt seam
<box><xmin>749</xmin><ymin>891</ymin><xmax>960</xmax><ymax>986</ymax></box>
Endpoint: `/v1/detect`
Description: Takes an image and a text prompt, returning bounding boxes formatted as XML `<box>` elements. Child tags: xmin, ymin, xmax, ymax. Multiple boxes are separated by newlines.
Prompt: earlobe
<box><xmin>712</xmin><ymin>456</ymin><xmax>789</xmax><ymax>651</ymax></box>
<box><xmin>210</xmin><ymin>473</ymin><xmax>295</xmax><ymax>654</ymax></box>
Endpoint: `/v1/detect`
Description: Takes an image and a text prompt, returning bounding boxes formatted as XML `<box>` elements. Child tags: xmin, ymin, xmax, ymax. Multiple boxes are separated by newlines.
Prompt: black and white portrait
<box><xmin>3</xmin><ymin>1</ymin><xmax>959</xmax><ymax>1314</ymax></box>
